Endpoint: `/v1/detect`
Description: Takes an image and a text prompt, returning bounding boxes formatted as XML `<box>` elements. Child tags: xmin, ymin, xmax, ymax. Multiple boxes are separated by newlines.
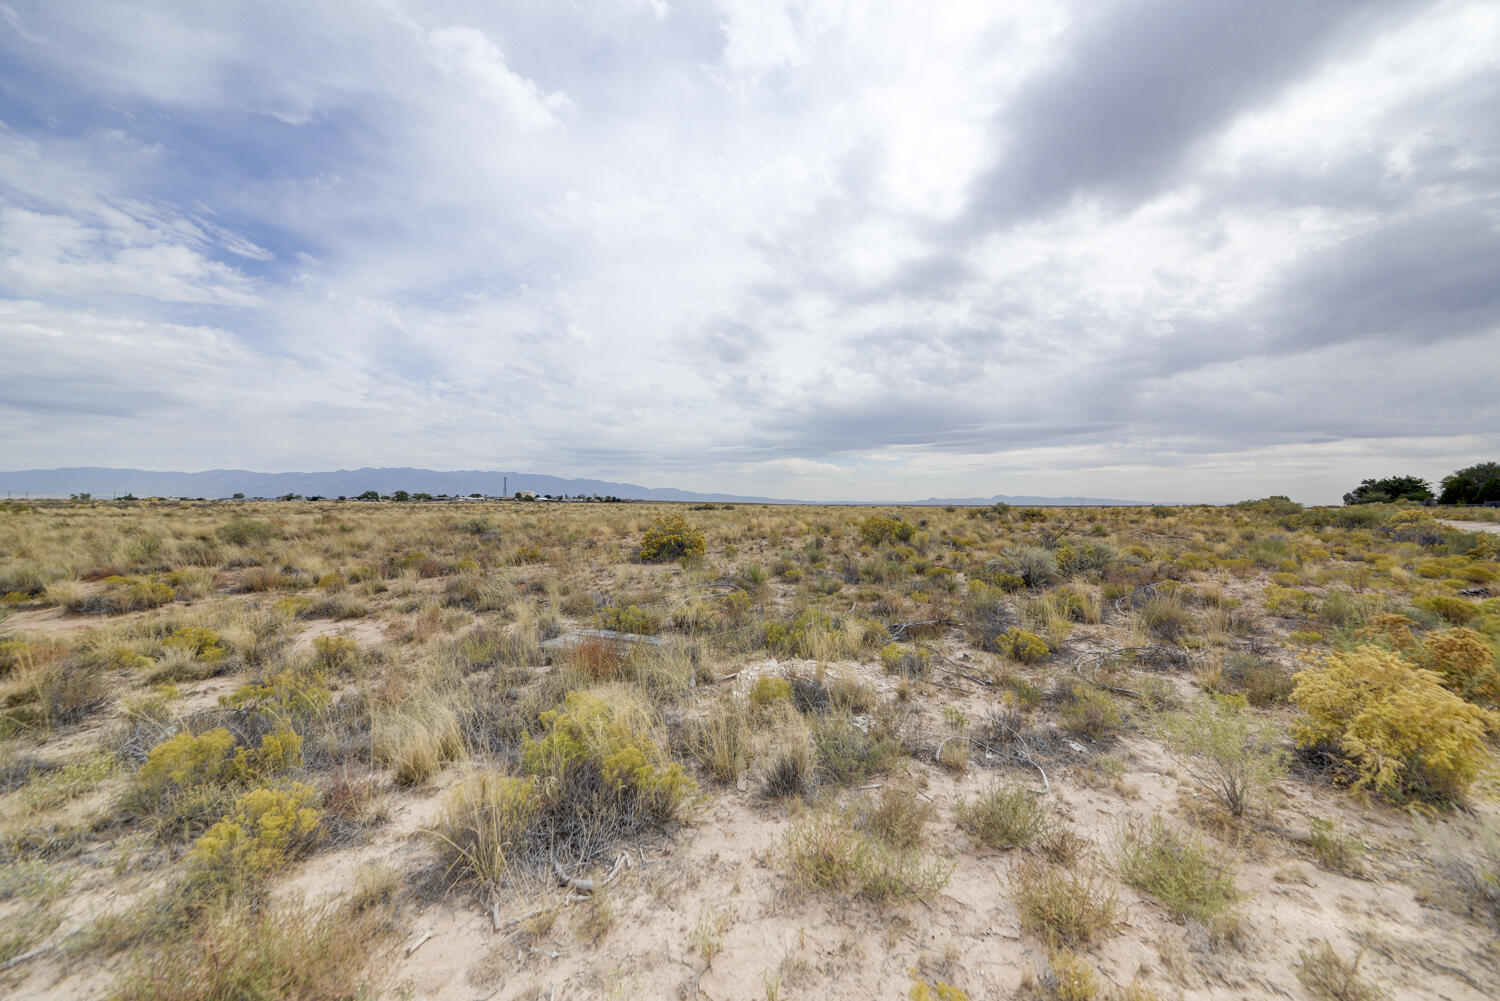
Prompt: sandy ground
<box><xmin>1440</xmin><ymin>519</ymin><xmax>1500</xmax><ymax>535</ymax></box>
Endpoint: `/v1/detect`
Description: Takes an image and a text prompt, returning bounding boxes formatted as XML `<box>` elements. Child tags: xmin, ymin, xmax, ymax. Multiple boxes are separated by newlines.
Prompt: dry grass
<box><xmin>0</xmin><ymin>497</ymin><xmax>1496</xmax><ymax>998</ymax></box>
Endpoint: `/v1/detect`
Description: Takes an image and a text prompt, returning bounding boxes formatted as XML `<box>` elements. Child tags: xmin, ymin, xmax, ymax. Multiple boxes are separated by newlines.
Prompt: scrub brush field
<box><xmin>2</xmin><ymin>497</ymin><xmax>1498</xmax><ymax>1001</ymax></box>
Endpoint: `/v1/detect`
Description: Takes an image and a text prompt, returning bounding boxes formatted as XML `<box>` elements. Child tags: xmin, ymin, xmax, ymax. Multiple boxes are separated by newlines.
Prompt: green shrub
<box><xmin>1116</xmin><ymin>815</ymin><xmax>1238</xmax><ymax>926</ymax></box>
<box><xmin>908</xmin><ymin>977</ymin><xmax>971</xmax><ymax>1001</ymax></box>
<box><xmin>811</xmin><ymin>712</ymin><xmax>899</xmax><ymax>785</ymax></box>
<box><xmin>956</xmin><ymin>783</ymin><xmax>1045</xmax><ymax>849</ymax></box>
<box><xmin>312</xmin><ymin>635</ymin><xmax>358</xmax><ymax>672</ymax></box>
<box><xmin>1223</xmin><ymin>652</ymin><xmax>1294</xmax><ymax>706</ymax></box>
<box><xmin>1420</xmin><ymin>628</ymin><xmax>1499</xmax><ymax>704</ymax></box>
<box><xmin>762</xmin><ymin>608</ymin><xmax>838</xmax><ymax>658</ymax></box>
<box><xmin>639</xmin><ymin>515</ymin><xmax>706</xmax><ymax>562</ymax></box>
<box><xmin>134</xmin><ymin>727</ymin><xmax>303</xmax><ymax>805</ymax></box>
<box><xmin>1155</xmin><ymin>694</ymin><xmax>1284</xmax><ymax>817</ymax></box>
<box><xmin>224</xmin><ymin>668</ymin><xmax>332</xmax><ymax>717</ymax></box>
<box><xmin>600</xmin><ymin>604</ymin><xmax>661</xmax><ymax>635</ymax></box>
<box><xmin>1011</xmin><ymin>858</ymin><xmax>1119</xmax><ymax>947</ymax></box>
<box><xmin>522</xmin><ymin>690</ymin><xmax>695</xmax><ymax>823</ymax></box>
<box><xmin>1059</xmin><ymin>684</ymin><xmax>1121</xmax><ymax>739</ymax></box>
<box><xmin>749</xmin><ymin>675</ymin><xmax>793</xmax><ymax>709</ymax></box>
<box><xmin>1415</xmin><ymin>594</ymin><xmax>1478</xmax><ymax>625</ymax></box>
<box><xmin>880</xmin><ymin>641</ymin><xmax>931</xmax><ymax>677</ymax></box>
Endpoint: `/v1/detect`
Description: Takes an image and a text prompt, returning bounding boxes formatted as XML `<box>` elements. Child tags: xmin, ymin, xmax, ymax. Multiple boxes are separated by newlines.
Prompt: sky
<box><xmin>1</xmin><ymin>0</ymin><xmax>1497</xmax><ymax>504</ymax></box>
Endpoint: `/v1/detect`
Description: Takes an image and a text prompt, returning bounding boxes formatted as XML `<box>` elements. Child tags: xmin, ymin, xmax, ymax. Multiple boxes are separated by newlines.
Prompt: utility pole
<box><xmin>503</xmin><ymin>476</ymin><xmax>507</xmax><ymax>497</ymax></box>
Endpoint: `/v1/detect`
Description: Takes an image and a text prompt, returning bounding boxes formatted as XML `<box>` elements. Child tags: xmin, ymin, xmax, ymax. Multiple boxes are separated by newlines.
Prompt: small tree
<box><xmin>1342</xmin><ymin>475</ymin><xmax>1432</xmax><ymax>505</ymax></box>
<box><xmin>357</xmin><ymin>490</ymin><xmax>380</xmax><ymax>501</ymax></box>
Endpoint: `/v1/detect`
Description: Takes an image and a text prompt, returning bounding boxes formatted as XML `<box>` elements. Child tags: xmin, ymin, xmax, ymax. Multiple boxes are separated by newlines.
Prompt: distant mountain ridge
<box><xmin>0</xmin><ymin>467</ymin><xmax>1155</xmax><ymax>506</ymax></box>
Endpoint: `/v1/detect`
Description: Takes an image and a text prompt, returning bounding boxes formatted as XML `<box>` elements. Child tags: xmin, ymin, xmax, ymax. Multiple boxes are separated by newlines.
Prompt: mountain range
<box><xmin>0</xmin><ymin>467</ymin><xmax>1156</xmax><ymax>507</ymax></box>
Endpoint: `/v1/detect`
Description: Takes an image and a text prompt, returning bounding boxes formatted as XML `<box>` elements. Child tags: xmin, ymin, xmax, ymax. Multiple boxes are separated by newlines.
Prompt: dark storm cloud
<box><xmin>961</xmin><ymin>0</ymin><xmax>1418</xmax><ymax>231</ymax></box>
<box><xmin>1263</xmin><ymin>208</ymin><xmax>1500</xmax><ymax>352</ymax></box>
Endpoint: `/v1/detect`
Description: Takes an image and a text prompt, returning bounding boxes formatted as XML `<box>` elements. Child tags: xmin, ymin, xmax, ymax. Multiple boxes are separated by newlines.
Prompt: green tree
<box><xmin>357</xmin><ymin>490</ymin><xmax>380</xmax><ymax>501</ymax></box>
<box><xmin>1438</xmin><ymin>462</ymin><xmax>1499</xmax><ymax>505</ymax></box>
<box><xmin>1343</xmin><ymin>475</ymin><xmax>1432</xmax><ymax>505</ymax></box>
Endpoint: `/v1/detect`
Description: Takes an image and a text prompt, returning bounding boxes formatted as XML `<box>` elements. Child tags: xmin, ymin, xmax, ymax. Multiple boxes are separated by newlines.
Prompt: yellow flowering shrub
<box><xmin>522</xmin><ymin>690</ymin><xmax>694</xmax><ymax>821</ymax></box>
<box><xmin>1292</xmin><ymin>645</ymin><xmax>1493</xmax><ymax>801</ymax></box>
<box><xmin>136</xmin><ymin>726</ymin><xmax>304</xmax><ymax>800</ymax></box>
<box><xmin>161</xmin><ymin>626</ymin><xmax>227</xmax><ymax>663</ymax></box>
<box><xmin>1421</xmin><ymin>628</ymin><xmax>1500</xmax><ymax>705</ymax></box>
<box><xmin>224</xmin><ymin>667</ymin><xmax>331</xmax><ymax>716</ymax></box>
<box><xmin>639</xmin><ymin>514</ymin><xmax>705</xmax><ymax>562</ymax></box>
<box><xmin>998</xmin><ymin>628</ymin><xmax>1049</xmax><ymax>664</ymax></box>
<box><xmin>190</xmin><ymin>783</ymin><xmax>322</xmax><ymax>879</ymax></box>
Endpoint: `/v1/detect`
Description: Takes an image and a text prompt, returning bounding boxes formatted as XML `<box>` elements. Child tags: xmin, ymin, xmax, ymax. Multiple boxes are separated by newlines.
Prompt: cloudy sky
<box><xmin>1</xmin><ymin>1</ymin><xmax>1496</xmax><ymax>503</ymax></box>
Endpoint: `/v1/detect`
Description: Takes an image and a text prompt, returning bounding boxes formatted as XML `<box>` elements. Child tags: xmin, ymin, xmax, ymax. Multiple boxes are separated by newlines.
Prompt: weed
<box><xmin>691</xmin><ymin>903</ymin><xmax>736</xmax><ymax>963</ymax></box>
<box><xmin>761</xmin><ymin>736</ymin><xmax>812</xmax><ymax>799</ymax></box>
<box><xmin>1295</xmin><ymin>940</ymin><xmax>1386</xmax><ymax>1001</ymax></box>
<box><xmin>1308</xmin><ymin>818</ymin><xmax>1365</xmax><ymax>877</ymax></box>
<box><xmin>430</xmin><ymin>770</ymin><xmax>539</xmax><ymax>887</ymax></box>
<box><xmin>687</xmin><ymin>693</ymin><xmax>750</xmax><ymax>784</ymax></box>
<box><xmin>1045</xmin><ymin>949</ymin><xmax>1099</xmax><ymax>1001</ymax></box>
<box><xmin>1011</xmin><ymin>857</ymin><xmax>1119</xmax><ymax>947</ymax></box>
<box><xmin>863</xmin><ymin>783</ymin><xmax>935</xmax><ymax>850</ymax></box>
<box><xmin>109</xmin><ymin>896</ymin><xmax>395</xmax><ymax>1001</ymax></box>
<box><xmin>955</xmin><ymin>782</ymin><xmax>1045</xmax><ymax>850</ymax></box>
<box><xmin>783</xmin><ymin>810</ymin><xmax>950</xmax><ymax>904</ymax></box>
<box><xmin>1140</xmin><ymin>592</ymin><xmax>1194</xmax><ymax>642</ymax></box>
<box><xmin>1116</xmin><ymin>815</ymin><xmax>1238</xmax><ymax>926</ymax></box>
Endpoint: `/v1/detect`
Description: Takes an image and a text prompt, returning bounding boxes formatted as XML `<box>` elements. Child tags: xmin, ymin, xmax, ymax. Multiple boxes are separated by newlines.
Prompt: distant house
<box><xmin>517</xmin><ymin>491</ymin><xmax>537</xmax><ymax>501</ymax></box>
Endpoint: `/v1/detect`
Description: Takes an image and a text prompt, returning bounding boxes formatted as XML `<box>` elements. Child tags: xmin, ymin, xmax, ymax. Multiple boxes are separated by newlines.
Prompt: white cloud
<box><xmin>0</xmin><ymin>0</ymin><xmax>1495</xmax><ymax>503</ymax></box>
<box><xmin>426</xmin><ymin>25</ymin><xmax>570</xmax><ymax>132</ymax></box>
